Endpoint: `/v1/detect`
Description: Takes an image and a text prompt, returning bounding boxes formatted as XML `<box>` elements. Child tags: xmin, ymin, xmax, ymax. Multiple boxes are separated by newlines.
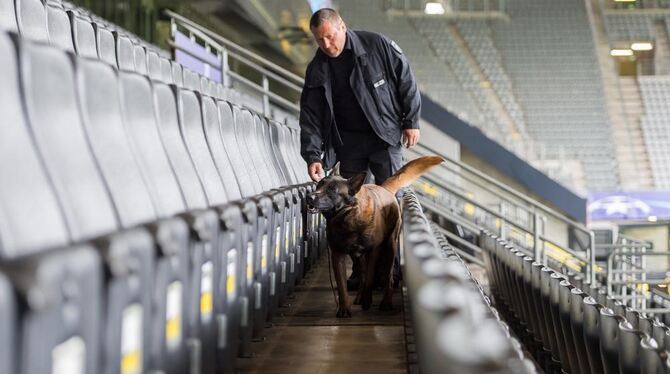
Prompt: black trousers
<box><xmin>335</xmin><ymin>131</ymin><xmax>404</xmax><ymax>185</ymax></box>
<box><xmin>335</xmin><ymin>131</ymin><xmax>404</xmax><ymax>284</ymax></box>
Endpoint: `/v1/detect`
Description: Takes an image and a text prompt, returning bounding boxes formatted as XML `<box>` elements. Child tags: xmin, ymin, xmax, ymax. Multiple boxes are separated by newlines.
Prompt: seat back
<box><xmin>200</xmin><ymin>93</ymin><xmax>242</xmax><ymax>200</ymax></box>
<box><xmin>235</xmin><ymin>108</ymin><xmax>273</xmax><ymax>191</ymax></box>
<box><xmin>219</xmin><ymin>102</ymin><xmax>260</xmax><ymax>196</ymax></box>
<box><xmin>70</xmin><ymin>12</ymin><xmax>97</xmax><ymax>58</ymax></box>
<box><xmin>20</xmin><ymin>35</ymin><xmax>121</xmax><ymax>244</ymax></box>
<box><xmin>0</xmin><ymin>0</ymin><xmax>17</xmax><ymax>32</ymax></box>
<box><xmin>171</xmin><ymin>61</ymin><xmax>183</xmax><ymax>87</ymax></box>
<box><xmin>159</xmin><ymin>57</ymin><xmax>172</xmax><ymax>83</ymax></box>
<box><xmin>0</xmin><ymin>33</ymin><xmax>69</xmax><ymax>257</ymax></box>
<box><xmin>133</xmin><ymin>44</ymin><xmax>147</xmax><ymax>75</ymax></box>
<box><xmin>0</xmin><ymin>272</ymin><xmax>15</xmax><ymax>374</ymax></box>
<box><xmin>253</xmin><ymin>114</ymin><xmax>284</xmax><ymax>187</ymax></box>
<box><xmin>94</xmin><ymin>23</ymin><xmax>116</xmax><ymax>67</ymax></box>
<box><xmin>153</xmin><ymin>83</ymin><xmax>209</xmax><ymax>210</ymax></box>
<box><xmin>16</xmin><ymin>0</ymin><xmax>48</xmax><ymax>41</ymax></box>
<box><xmin>147</xmin><ymin>50</ymin><xmax>161</xmax><ymax>81</ymax></box>
<box><xmin>119</xmin><ymin>71</ymin><xmax>188</xmax><ymax>217</ymax></box>
<box><xmin>76</xmin><ymin>57</ymin><xmax>158</xmax><ymax>228</ymax></box>
<box><xmin>46</xmin><ymin>4</ymin><xmax>73</xmax><ymax>51</ymax></box>
<box><xmin>114</xmin><ymin>31</ymin><xmax>133</xmax><ymax>71</ymax></box>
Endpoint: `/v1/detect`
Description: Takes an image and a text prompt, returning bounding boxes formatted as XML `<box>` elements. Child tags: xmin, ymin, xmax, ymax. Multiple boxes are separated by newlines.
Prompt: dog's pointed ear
<box><xmin>347</xmin><ymin>173</ymin><xmax>366</xmax><ymax>196</ymax></box>
<box><xmin>329</xmin><ymin>162</ymin><xmax>341</xmax><ymax>177</ymax></box>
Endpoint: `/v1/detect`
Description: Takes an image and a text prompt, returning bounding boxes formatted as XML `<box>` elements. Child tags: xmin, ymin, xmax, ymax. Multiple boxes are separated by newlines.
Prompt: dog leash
<box><xmin>326</xmin><ymin>245</ymin><xmax>339</xmax><ymax>309</ymax></box>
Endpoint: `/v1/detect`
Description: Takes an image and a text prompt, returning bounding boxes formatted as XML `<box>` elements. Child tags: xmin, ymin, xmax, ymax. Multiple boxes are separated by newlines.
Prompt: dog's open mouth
<box><xmin>306</xmin><ymin>204</ymin><xmax>319</xmax><ymax>214</ymax></box>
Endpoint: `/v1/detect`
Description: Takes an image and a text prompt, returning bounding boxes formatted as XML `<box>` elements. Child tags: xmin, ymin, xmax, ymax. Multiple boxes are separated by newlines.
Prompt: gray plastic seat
<box><xmin>46</xmin><ymin>3</ymin><xmax>73</xmax><ymax>51</ymax></box>
<box><xmin>114</xmin><ymin>31</ymin><xmax>134</xmax><ymax>71</ymax></box>
<box><xmin>7</xmin><ymin>246</ymin><xmax>103</xmax><ymax>374</ymax></box>
<box><xmin>16</xmin><ymin>0</ymin><xmax>48</xmax><ymax>41</ymax></box>
<box><xmin>200</xmin><ymin>93</ymin><xmax>242</xmax><ymax>201</ymax></box>
<box><xmin>70</xmin><ymin>12</ymin><xmax>97</xmax><ymax>58</ymax></box>
<box><xmin>183</xmin><ymin>68</ymin><xmax>200</xmax><ymax>91</ymax></box>
<box><xmin>176</xmin><ymin>85</ymin><xmax>228</xmax><ymax>206</ymax></box>
<box><xmin>159</xmin><ymin>57</ymin><xmax>172</xmax><ymax>83</ymax></box>
<box><xmin>618</xmin><ymin>320</ymin><xmax>642</xmax><ymax>374</ymax></box>
<box><xmin>119</xmin><ymin>70</ymin><xmax>226</xmax><ymax>374</ymax></box>
<box><xmin>94</xmin><ymin>23</ymin><xmax>116</xmax><ymax>67</ymax></box>
<box><xmin>76</xmin><ymin>57</ymin><xmax>191</xmax><ymax>374</ymax></box>
<box><xmin>600</xmin><ymin>307</ymin><xmax>626</xmax><ymax>373</ymax></box>
<box><xmin>152</xmin><ymin>82</ymin><xmax>244</xmax><ymax>371</ymax></box>
<box><xmin>147</xmin><ymin>50</ymin><xmax>161</xmax><ymax>81</ymax></box>
<box><xmin>0</xmin><ymin>0</ymin><xmax>17</xmax><ymax>31</ymax></box>
<box><xmin>583</xmin><ymin>296</ymin><xmax>605</xmax><ymax>373</ymax></box>
<box><xmin>133</xmin><ymin>43</ymin><xmax>147</xmax><ymax>75</ymax></box>
<box><xmin>18</xmin><ymin>37</ymin><xmax>159</xmax><ymax>374</ymax></box>
<box><xmin>222</xmin><ymin>103</ymin><xmax>262</xmax><ymax>197</ymax></box>
<box><xmin>171</xmin><ymin>60</ymin><xmax>184</xmax><ymax>87</ymax></box>
<box><xmin>0</xmin><ymin>33</ymin><xmax>69</xmax><ymax>257</ymax></box>
<box><xmin>569</xmin><ymin>287</ymin><xmax>592</xmax><ymax>373</ymax></box>
<box><xmin>0</xmin><ymin>272</ymin><xmax>15</xmax><ymax>374</ymax></box>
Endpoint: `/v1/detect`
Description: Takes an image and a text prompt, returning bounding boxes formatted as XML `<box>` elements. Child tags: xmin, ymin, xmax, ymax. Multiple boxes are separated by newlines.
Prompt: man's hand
<box><xmin>308</xmin><ymin>162</ymin><xmax>325</xmax><ymax>182</ymax></box>
<box><xmin>402</xmin><ymin>129</ymin><xmax>420</xmax><ymax>148</ymax></box>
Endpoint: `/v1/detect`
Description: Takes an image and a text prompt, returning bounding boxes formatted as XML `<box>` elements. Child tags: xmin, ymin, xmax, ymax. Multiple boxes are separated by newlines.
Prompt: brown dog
<box><xmin>306</xmin><ymin>156</ymin><xmax>443</xmax><ymax>317</ymax></box>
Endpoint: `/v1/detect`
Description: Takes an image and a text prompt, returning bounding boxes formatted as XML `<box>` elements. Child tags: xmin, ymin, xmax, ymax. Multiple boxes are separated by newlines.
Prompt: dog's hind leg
<box><xmin>361</xmin><ymin>248</ymin><xmax>380</xmax><ymax>310</ymax></box>
<box><xmin>331</xmin><ymin>250</ymin><xmax>352</xmax><ymax>318</ymax></box>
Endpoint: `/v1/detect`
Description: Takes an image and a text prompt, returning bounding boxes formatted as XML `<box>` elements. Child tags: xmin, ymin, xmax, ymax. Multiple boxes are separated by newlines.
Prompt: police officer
<box><xmin>299</xmin><ymin>8</ymin><xmax>421</xmax><ymax>290</ymax></box>
<box><xmin>299</xmin><ymin>8</ymin><xmax>421</xmax><ymax>184</ymax></box>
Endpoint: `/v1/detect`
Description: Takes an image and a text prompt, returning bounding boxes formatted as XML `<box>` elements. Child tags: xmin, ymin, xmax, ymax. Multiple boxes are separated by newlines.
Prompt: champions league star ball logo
<box><xmin>588</xmin><ymin>195</ymin><xmax>651</xmax><ymax>220</ymax></box>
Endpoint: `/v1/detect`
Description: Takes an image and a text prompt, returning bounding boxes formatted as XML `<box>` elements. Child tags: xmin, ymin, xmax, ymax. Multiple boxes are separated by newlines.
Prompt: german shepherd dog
<box><xmin>306</xmin><ymin>156</ymin><xmax>443</xmax><ymax>317</ymax></box>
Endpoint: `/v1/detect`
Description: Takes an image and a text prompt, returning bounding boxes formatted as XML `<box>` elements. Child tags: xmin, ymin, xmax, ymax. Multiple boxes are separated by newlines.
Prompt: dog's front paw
<box><xmin>353</xmin><ymin>293</ymin><xmax>361</xmax><ymax>305</ymax></box>
<box><xmin>336</xmin><ymin>306</ymin><xmax>352</xmax><ymax>318</ymax></box>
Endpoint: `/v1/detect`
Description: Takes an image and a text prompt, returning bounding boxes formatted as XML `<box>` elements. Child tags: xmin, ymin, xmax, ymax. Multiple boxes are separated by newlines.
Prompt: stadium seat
<box><xmin>600</xmin><ymin>307</ymin><xmax>625</xmax><ymax>373</ymax></box>
<box><xmin>70</xmin><ymin>11</ymin><xmax>97</xmax><ymax>58</ymax></box>
<box><xmin>147</xmin><ymin>50</ymin><xmax>161</xmax><ymax>81</ymax></box>
<box><xmin>640</xmin><ymin>336</ymin><xmax>667</xmax><ymax>374</ymax></box>
<box><xmin>618</xmin><ymin>320</ymin><xmax>643</xmax><ymax>374</ymax></box>
<box><xmin>46</xmin><ymin>3</ymin><xmax>73</xmax><ymax>51</ymax></box>
<box><xmin>0</xmin><ymin>0</ymin><xmax>17</xmax><ymax>32</ymax></box>
<box><xmin>75</xmin><ymin>56</ymin><xmax>191</xmax><ymax>374</ymax></box>
<box><xmin>218</xmin><ymin>102</ymin><xmax>258</xmax><ymax>196</ymax></box>
<box><xmin>569</xmin><ymin>287</ymin><xmax>592</xmax><ymax>373</ymax></box>
<box><xmin>94</xmin><ymin>23</ymin><xmax>116</xmax><ymax>67</ymax></box>
<box><xmin>114</xmin><ymin>31</ymin><xmax>134</xmax><ymax>71</ymax></box>
<box><xmin>16</xmin><ymin>0</ymin><xmax>48</xmax><ymax>42</ymax></box>
<box><xmin>171</xmin><ymin>60</ymin><xmax>184</xmax><ymax>87</ymax></box>
<box><xmin>159</xmin><ymin>57</ymin><xmax>172</xmax><ymax>83</ymax></box>
<box><xmin>582</xmin><ymin>296</ymin><xmax>605</xmax><ymax>373</ymax></box>
<box><xmin>11</xmin><ymin>246</ymin><xmax>103</xmax><ymax>374</ymax></box>
<box><xmin>0</xmin><ymin>272</ymin><xmax>15</xmax><ymax>374</ymax></box>
<box><xmin>133</xmin><ymin>43</ymin><xmax>147</xmax><ymax>75</ymax></box>
<box><xmin>183</xmin><ymin>68</ymin><xmax>200</xmax><ymax>92</ymax></box>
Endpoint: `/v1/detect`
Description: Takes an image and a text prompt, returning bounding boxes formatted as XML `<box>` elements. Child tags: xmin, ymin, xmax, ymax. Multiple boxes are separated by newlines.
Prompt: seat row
<box><xmin>481</xmin><ymin>230</ymin><xmax>670</xmax><ymax>373</ymax></box>
<box><xmin>0</xmin><ymin>28</ymin><xmax>323</xmax><ymax>374</ymax></box>
<box><xmin>401</xmin><ymin>192</ymin><xmax>536</xmax><ymax>374</ymax></box>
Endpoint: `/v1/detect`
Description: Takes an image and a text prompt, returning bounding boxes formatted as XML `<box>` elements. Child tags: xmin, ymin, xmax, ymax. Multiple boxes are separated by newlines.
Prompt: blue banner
<box><xmin>588</xmin><ymin>191</ymin><xmax>670</xmax><ymax>221</ymax></box>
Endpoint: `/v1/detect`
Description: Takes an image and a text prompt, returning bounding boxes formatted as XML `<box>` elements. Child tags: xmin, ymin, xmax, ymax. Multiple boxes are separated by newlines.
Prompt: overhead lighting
<box><xmin>424</xmin><ymin>2</ymin><xmax>446</xmax><ymax>14</ymax></box>
<box><xmin>631</xmin><ymin>42</ymin><xmax>653</xmax><ymax>51</ymax></box>
<box><xmin>648</xmin><ymin>215</ymin><xmax>658</xmax><ymax>222</ymax></box>
<box><xmin>610</xmin><ymin>48</ymin><xmax>633</xmax><ymax>57</ymax></box>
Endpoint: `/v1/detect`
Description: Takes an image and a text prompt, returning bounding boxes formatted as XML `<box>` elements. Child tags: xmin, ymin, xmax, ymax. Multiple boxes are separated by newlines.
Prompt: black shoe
<box><xmin>347</xmin><ymin>276</ymin><xmax>360</xmax><ymax>291</ymax></box>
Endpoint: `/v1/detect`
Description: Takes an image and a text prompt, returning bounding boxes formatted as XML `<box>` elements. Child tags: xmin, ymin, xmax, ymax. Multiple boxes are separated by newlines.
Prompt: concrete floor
<box><xmin>236</xmin><ymin>256</ymin><xmax>407</xmax><ymax>374</ymax></box>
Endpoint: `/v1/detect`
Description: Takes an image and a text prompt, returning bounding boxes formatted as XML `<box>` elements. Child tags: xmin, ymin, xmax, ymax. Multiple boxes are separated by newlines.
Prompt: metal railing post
<box><xmin>589</xmin><ymin>230</ymin><xmax>596</xmax><ymax>285</ymax></box>
<box><xmin>221</xmin><ymin>48</ymin><xmax>231</xmax><ymax>88</ymax></box>
<box><xmin>533</xmin><ymin>211</ymin><xmax>540</xmax><ymax>263</ymax></box>
<box><xmin>262</xmin><ymin>75</ymin><xmax>270</xmax><ymax>117</ymax></box>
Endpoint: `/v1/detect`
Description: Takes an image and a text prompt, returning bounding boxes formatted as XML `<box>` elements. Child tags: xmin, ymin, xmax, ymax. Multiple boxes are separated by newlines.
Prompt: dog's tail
<box><xmin>382</xmin><ymin>156</ymin><xmax>444</xmax><ymax>194</ymax></box>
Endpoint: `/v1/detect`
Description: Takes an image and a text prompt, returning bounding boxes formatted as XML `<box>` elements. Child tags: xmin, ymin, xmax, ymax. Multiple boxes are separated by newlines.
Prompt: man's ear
<box><xmin>329</xmin><ymin>162</ymin><xmax>341</xmax><ymax>177</ymax></box>
<box><xmin>347</xmin><ymin>173</ymin><xmax>366</xmax><ymax>196</ymax></box>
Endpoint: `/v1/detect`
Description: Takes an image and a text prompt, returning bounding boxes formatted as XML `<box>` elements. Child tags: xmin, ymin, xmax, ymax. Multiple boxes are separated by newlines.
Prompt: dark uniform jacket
<box><xmin>299</xmin><ymin>29</ymin><xmax>421</xmax><ymax>169</ymax></box>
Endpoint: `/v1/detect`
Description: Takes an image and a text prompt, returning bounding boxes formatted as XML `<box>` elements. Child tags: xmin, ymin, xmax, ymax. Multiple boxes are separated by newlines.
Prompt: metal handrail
<box><xmin>166</xmin><ymin>10</ymin><xmax>305</xmax><ymax>116</ymax></box>
<box><xmin>165</xmin><ymin>9</ymin><xmax>304</xmax><ymax>84</ymax></box>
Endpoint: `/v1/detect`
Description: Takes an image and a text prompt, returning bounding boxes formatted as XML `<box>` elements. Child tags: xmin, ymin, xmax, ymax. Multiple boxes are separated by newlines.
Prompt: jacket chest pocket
<box><xmin>367</xmin><ymin>72</ymin><xmax>399</xmax><ymax>119</ymax></box>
